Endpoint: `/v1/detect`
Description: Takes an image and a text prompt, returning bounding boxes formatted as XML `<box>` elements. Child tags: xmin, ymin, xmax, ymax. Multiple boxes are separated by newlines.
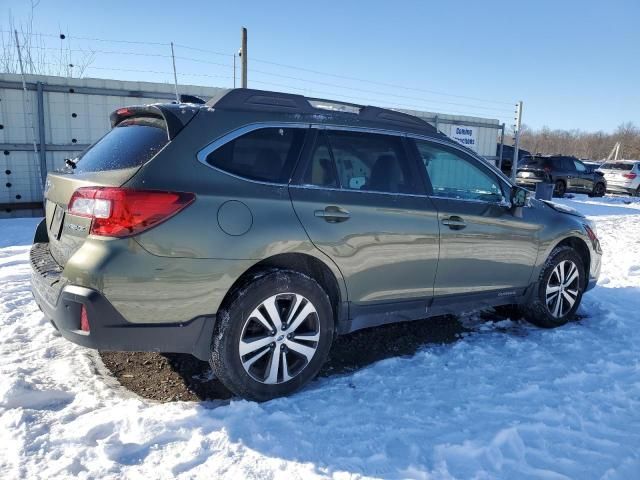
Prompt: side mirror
<box><xmin>511</xmin><ymin>186</ymin><xmax>529</xmax><ymax>208</ymax></box>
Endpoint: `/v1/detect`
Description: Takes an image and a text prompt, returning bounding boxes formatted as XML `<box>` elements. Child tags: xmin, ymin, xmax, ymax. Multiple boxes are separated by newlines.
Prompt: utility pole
<box><xmin>170</xmin><ymin>42</ymin><xmax>180</xmax><ymax>103</ymax></box>
<box><xmin>497</xmin><ymin>123</ymin><xmax>505</xmax><ymax>171</ymax></box>
<box><xmin>240</xmin><ymin>27</ymin><xmax>248</xmax><ymax>88</ymax></box>
<box><xmin>511</xmin><ymin>100</ymin><xmax>523</xmax><ymax>183</ymax></box>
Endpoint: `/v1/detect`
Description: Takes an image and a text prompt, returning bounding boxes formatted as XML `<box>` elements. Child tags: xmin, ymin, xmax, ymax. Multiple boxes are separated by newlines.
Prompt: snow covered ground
<box><xmin>1</xmin><ymin>194</ymin><xmax>640</xmax><ymax>479</ymax></box>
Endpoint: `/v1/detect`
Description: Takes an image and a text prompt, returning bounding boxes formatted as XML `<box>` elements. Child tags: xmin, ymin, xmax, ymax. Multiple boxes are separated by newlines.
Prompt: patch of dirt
<box><xmin>100</xmin><ymin>314</ymin><xmax>472</xmax><ymax>402</ymax></box>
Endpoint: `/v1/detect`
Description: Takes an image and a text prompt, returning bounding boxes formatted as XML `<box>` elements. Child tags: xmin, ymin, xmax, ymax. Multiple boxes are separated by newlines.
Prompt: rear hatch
<box><xmin>517</xmin><ymin>156</ymin><xmax>551</xmax><ymax>180</ymax></box>
<box><xmin>598</xmin><ymin>162</ymin><xmax>636</xmax><ymax>185</ymax></box>
<box><xmin>44</xmin><ymin>105</ymin><xmax>197</xmax><ymax>266</ymax></box>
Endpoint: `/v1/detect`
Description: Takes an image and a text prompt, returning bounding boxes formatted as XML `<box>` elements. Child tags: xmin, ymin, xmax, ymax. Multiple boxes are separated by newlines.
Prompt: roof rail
<box><xmin>207</xmin><ymin>88</ymin><xmax>437</xmax><ymax>134</ymax></box>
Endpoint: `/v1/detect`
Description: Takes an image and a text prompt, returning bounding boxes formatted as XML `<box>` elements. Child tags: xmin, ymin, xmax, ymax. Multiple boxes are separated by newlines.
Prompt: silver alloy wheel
<box><xmin>545</xmin><ymin>260</ymin><xmax>580</xmax><ymax>318</ymax></box>
<box><xmin>239</xmin><ymin>293</ymin><xmax>320</xmax><ymax>384</ymax></box>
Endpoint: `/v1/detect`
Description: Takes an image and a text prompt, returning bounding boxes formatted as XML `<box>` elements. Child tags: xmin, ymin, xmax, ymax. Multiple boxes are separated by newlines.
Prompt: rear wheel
<box><xmin>554</xmin><ymin>180</ymin><xmax>566</xmax><ymax>197</ymax></box>
<box><xmin>210</xmin><ymin>270</ymin><xmax>334</xmax><ymax>401</ymax></box>
<box><xmin>634</xmin><ymin>186</ymin><xmax>640</xmax><ymax>197</ymax></box>
<box><xmin>522</xmin><ymin>246</ymin><xmax>584</xmax><ymax>328</ymax></box>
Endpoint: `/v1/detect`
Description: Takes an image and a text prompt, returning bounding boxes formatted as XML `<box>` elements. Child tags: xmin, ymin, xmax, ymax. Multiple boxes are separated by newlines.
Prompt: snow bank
<box><xmin>1</xmin><ymin>197</ymin><xmax>639</xmax><ymax>479</ymax></box>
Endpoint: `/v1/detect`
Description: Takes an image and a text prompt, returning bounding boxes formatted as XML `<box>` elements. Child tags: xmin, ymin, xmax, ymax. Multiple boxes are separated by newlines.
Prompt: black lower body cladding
<box><xmin>30</xmin><ymin>244</ymin><xmax>215</xmax><ymax>361</ymax></box>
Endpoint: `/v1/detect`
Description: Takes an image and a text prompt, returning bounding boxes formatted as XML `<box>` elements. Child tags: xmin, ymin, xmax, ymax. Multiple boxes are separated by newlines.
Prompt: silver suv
<box><xmin>598</xmin><ymin>160</ymin><xmax>640</xmax><ymax>196</ymax></box>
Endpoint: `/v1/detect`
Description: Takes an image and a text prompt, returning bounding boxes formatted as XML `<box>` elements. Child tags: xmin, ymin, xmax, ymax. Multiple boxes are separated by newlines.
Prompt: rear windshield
<box><xmin>521</xmin><ymin>156</ymin><xmax>550</xmax><ymax>168</ymax></box>
<box><xmin>601</xmin><ymin>162</ymin><xmax>634</xmax><ymax>171</ymax></box>
<box><xmin>73</xmin><ymin>117</ymin><xmax>169</xmax><ymax>173</ymax></box>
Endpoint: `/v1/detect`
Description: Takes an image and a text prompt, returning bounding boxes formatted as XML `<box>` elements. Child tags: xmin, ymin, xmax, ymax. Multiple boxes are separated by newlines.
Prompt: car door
<box><xmin>561</xmin><ymin>157</ymin><xmax>582</xmax><ymax>191</ymax></box>
<box><xmin>572</xmin><ymin>159</ymin><xmax>592</xmax><ymax>191</ymax></box>
<box><xmin>289</xmin><ymin>129</ymin><xmax>440</xmax><ymax>326</ymax></box>
<box><xmin>410</xmin><ymin>138</ymin><xmax>540</xmax><ymax>307</ymax></box>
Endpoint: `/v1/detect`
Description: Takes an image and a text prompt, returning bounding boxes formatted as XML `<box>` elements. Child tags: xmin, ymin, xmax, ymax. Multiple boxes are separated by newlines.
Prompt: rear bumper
<box><xmin>30</xmin><ymin>243</ymin><xmax>215</xmax><ymax>361</ymax></box>
<box><xmin>516</xmin><ymin>178</ymin><xmax>544</xmax><ymax>188</ymax></box>
<box><xmin>606</xmin><ymin>183</ymin><xmax>635</xmax><ymax>194</ymax></box>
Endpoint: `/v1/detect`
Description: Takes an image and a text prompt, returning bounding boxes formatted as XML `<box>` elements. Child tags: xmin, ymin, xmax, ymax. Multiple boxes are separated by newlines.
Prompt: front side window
<box><xmin>206</xmin><ymin>127</ymin><xmax>305</xmax><ymax>183</ymax></box>
<box><xmin>573</xmin><ymin>160</ymin><xmax>587</xmax><ymax>172</ymax></box>
<box><xmin>415</xmin><ymin>140</ymin><xmax>504</xmax><ymax>202</ymax></box>
<box><xmin>303</xmin><ymin>130</ymin><xmax>418</xmax><ymax>194</ymax></box>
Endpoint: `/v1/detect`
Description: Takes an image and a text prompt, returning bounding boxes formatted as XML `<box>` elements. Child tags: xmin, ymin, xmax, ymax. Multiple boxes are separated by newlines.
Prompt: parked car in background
<box><xmin>30</xmin><ymin>89</ymin><xmax>602</xmax><ymax>401</ymax></box>
<box><xmin>516</xmin><ymin>154</ymin><xmax>607</xmax><ymax>197</ymax></box>
<box><xmin>496</xmin><ymin>144</ymin><xmax>530</xmax><ymax>175</ymax></box>
<box><xmin>597</xmin><ymin>160</ymin><xmax>640</xmax><ymax>196</ymax></box>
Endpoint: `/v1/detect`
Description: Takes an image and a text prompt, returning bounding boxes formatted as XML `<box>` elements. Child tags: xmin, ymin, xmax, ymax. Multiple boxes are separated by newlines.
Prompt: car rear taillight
<box><xmin>623</xmin><ymin>172</ymin><xmax>637</xmax><ymax>179</ymax></box>
<box><xmin>115</xmin><ymin>107</ymin><xmax>135</xmax><ymax>117</ymax></box>
<box><xmin>68</xmin><ymin>187</ymin><xmax>195</xmax><ymax>238</ymax></box>
<box><xmin>80</xmin><ymin>305</ymin><xmax>90</xmax><ymax>332</ymax></box>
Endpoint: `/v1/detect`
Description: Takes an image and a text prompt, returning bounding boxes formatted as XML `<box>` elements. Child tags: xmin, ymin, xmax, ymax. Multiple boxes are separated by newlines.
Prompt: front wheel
<box><xmin>522</xmin><ymin>246</ymin><xmax>585</xmax><ymax>328</ymax></box>
<box><xmin>210</xmin><ymin>270</ymin><xmax>334</xmax><ymax>401</ymax></box>
<box><xmin>590</xmin><ymin>182</ymin><xmax>606</xmax><ymax>197</ymax></box>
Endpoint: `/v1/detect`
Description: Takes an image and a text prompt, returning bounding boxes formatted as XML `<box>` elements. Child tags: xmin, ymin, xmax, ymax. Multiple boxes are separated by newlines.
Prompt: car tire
<box><xmin>634</xmin><ymin>186</ymin><xmax>640</xmax><ymax>197</ymax></box>
<box><xmin>210</xmin><ymin>270</ymin><xmax>334</xmax><ymax>401</ymax></box>
<box><xmin>553</xmin><ymin>180</ymin><xmax>566</xmax><ymax>197</ymax></box>
<box><xmin>522</xmin><ymin>246</ymin><xmax>585</xmax><ymax>328</ymax></box>
<box><xmin>590</xmin><ymin>182</ymin><xmax>606</xmax><ymax>197</ymax></box>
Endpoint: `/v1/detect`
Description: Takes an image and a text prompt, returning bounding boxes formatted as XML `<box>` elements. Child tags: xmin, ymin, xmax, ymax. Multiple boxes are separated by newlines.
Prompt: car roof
<box><xmin>204</xmin><ymin>88</ymin><xmax>450</xmax><ymax>141</ymax></box>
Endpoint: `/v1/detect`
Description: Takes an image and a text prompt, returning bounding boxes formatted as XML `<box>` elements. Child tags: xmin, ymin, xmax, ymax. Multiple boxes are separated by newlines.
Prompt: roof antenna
<box><xmin>170</xmin><ymin>41</ymin><xmax>180</xmax><ymax>103</ymax></box>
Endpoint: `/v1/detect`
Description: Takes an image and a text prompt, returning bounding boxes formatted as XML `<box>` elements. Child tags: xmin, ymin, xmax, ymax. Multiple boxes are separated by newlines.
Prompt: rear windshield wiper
<box><xmin>65</xmin><ymin>158</ymin><xmax>77</xmax><ymax>169</ymax></box>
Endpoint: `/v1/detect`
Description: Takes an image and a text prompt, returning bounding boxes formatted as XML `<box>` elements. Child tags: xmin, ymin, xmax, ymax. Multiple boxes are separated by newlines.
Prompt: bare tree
<box><xmin>517</xmin><ymin>123</ymin><xmax>640</xmax><ymax>161</ymax></box>
<box><xmin>0</xmin><ymin>0</ymin><xmax>94</xmax><ymax>77</ymax></box>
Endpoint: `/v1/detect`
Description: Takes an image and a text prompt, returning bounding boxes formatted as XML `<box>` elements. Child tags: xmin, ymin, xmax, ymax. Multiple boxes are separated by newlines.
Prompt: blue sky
<box><xmin>2</xmin><ymin>0</ymin><xmax>638</xmax><ymax>131</ymax></box>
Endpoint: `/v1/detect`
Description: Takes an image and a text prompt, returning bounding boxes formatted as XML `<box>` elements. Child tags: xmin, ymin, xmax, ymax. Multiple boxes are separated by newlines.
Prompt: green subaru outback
<box><xmin>31</xmin><ymin>89</ymin><xmax>602</xmax><ymax>400</ymax></box>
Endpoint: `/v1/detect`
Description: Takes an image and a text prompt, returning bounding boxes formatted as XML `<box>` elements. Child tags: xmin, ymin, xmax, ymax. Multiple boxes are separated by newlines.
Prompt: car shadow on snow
<box><xmin>99</xmin><ymin>311</ymin><xmax>529</xmax><ymax>403</ymax></box>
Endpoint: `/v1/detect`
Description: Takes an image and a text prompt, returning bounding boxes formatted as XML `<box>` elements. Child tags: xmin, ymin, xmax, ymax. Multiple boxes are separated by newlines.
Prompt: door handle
<box><xmin>314</xmin><ymin>206</ymin><xmax>351</xmax><ymax>223</ymax></box>
<box><xmin>441</xmin><ymin>216</ymin><xmax>466</xmax><ymax>230</ymax></box>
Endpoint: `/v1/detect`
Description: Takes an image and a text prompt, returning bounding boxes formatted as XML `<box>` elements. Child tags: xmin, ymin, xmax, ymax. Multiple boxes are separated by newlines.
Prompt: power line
<box><xmin>11</xmin><ymin>44</ymin><xmax>175</xmax><ymax>58</ymax></box>
<box><xmin>249</xmin><ymin>79</ymin><xmax>512</xmax><ymax>121</ymax></box>
<box><xmin>173</xmin><ymin>43</ymin><xmax>233</xmax><ymax>57</ymax></box>
<box><xmin>245</xmin><ymin>67</ymin><xmax>514</xmax><ymax>114</ymax></box>
<box><xmin>0</xmin><ymin>29</ymin><xmax>168</xmax><ymax>46</ymax></box>
<box><xmin>85</xmin><ymin>65</ymin><xmax>234</xmax><ymax>81</ymax></box>
<box><xmin>162</xmin><ymin>42</ymin><xmax>514</xmax><ymax>106</ymax></box>
<box><xmin>250</xmin><ymin>56</ymin><xmax>515</xmax><ymax>106</ymax></box>
<box><xmin>3</xmin><ymin>28</ymin><xmax>516</xmax><ymax>114</ymax></box>
<box><xmin>37</xmin><ymin>61</ymin><xmax>235</xmax><ymax>82</ymax></box>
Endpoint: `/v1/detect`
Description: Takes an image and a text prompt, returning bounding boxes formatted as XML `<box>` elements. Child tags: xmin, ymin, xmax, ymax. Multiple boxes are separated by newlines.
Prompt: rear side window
<box><xmin>303</xmin><ymin>130</ymin><xmax>419</xmax><ymax>194</ymax></box>
<box><xmin>206</xmin><ymin>127</ymin><xmax>306</xmax><ymax>183</ymax></box>
<box><xmin>521</xmin><ymin>156</ymin><xmax>550</xmax><ymax>168</ymax></box>
<box><xmin>602</xmin><ymin>162</ymin><xmax>634</xmax><ymax>171</ymax></box>
<box><xmin>561</xmin><ymin>158</ymin><xmax>576</xmax><ymax>171</ymax></box>
<box><xmin>74</xmin><ymin>117</ymin><xmax>169</xmax><ymax>173</ymax></box>
<box><xmin>303</xmin><ymin>134</ymin><xmax>338</xmax><ymax>188</ymax></box>
<box><xmin>573</xmin><ymin>159</ymin><xmax>587</xmax><ymax>172</ymax></box>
